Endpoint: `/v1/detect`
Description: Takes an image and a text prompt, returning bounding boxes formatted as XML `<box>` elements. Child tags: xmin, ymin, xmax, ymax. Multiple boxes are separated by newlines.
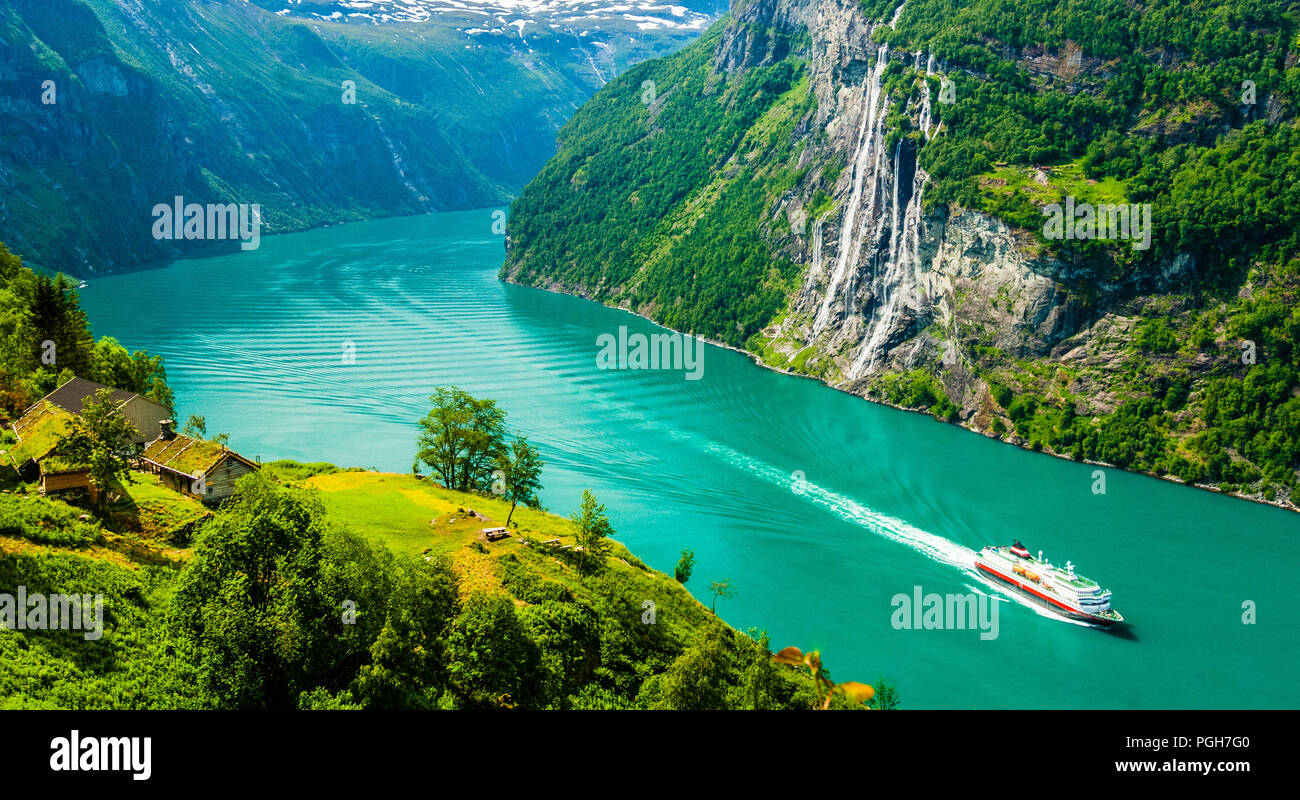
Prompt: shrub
<box><xmin>0</xmin><ymin>495</ymin><xmax>101</xmax><ymax>547</ymax></box>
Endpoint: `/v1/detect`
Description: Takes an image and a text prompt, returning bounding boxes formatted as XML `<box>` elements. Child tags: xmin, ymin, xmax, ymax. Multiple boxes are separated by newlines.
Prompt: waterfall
<box><xmin>368</xmin><ymin>111</ymin><xmax>429</xmax><ymax>209</ymax></box>
<box><xmin>811</xmin><ymin>3</ymin><xmax>915</xmax><ymax>335</ymax></box>
<box><xmin>827</xmin><ymin>3</ymin><xmax>935</xmax><ymax>377</ymax></box>
<box><xmin>813</xmin><ymin>3</ymin><xmax>912</xmax><ymax>335</ymax></box>
<box><xmin>917</xmin><ymin>53</ymin><xmax>935</xmax><ymax>141</ymax></box>
<box><xmin>885</xmin><ymin>142</ymin><xmax>902</xmax><ymax>293</ymax></box>
<box><xmin>842</xmin><ymin>51</ymin><xmax>934</xmax><ymax>377</ymax></box>
<box><xmin>846</xmin><ymin>51</ymin><xmax>936</xmax><ymax>377</ymax></box>
<box><xmin>851</xmin><ymin>141</ymin><xmax>930</xmax><ymax>377</ymax></box>
<box><xmin>888</xmin><ymin>2</ymin><xmax>907</xmax><ymax>27</ymax></box>
<box><xmin>806</xmin><ymin>2</ymin><xmax>935</xmax><ymax>377</ymax></box>
<box><xmin>814</xmin><ymin>42</ymin><xmax>891</xmax><ymax>334</ymax></box>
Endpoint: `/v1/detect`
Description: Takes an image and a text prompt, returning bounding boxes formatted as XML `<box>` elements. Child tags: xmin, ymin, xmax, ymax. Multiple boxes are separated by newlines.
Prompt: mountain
<box><xmin>248</xmin><ymin>0</ymin><xmax>726</xmax><ymax>30</ymax></box>
<box><xmin>502</xmin><ymin>0</ymin><xmax>1300</xmax><ymax>508</ymax></box>
<box><xmin>0</xmin><ymin>0</ymin><xmax>721</xmax><ymax>274</ymax></box>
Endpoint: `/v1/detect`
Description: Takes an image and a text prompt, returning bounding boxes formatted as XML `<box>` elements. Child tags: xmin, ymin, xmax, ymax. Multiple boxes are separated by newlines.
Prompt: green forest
<box><xmin>872</xmin><ymin>0</ymin><xmax>1300</xmax><ymax>281</ymax></box>
<box><xmin>502</xmin><ymin>23</ymin><xmax>811</xmax><ymax>347</ymax></box>
<box><xmin>0</xmin><ymin>243</ymin><xmax>172</xmax><ymax>418</ymax></box>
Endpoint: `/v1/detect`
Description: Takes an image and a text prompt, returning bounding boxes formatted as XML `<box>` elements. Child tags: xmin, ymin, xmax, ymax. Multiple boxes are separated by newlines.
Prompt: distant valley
<box><xmin>0</xmin><ymin>0</ymin><xmax>721</xmax><ymax>274</ymax></box>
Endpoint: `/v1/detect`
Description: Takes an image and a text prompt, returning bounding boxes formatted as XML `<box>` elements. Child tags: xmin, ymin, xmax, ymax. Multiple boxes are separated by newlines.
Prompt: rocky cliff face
<box><xmin>705</xmin><ymin>0</ymin><xmax>1061</xmax><ymax>416</ymax></box>
<box><xmin>501</xmin><ymin>0</ymin><xmax>1094</xmax><ymax>412</ymax></box>
<box><xmin>714</xmin><ymin>0</ymin><xmax>1199</xmax><ymax>427</ymax></box>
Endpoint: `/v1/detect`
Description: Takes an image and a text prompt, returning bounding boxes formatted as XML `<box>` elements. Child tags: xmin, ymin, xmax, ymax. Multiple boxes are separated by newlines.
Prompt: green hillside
<box><xmin>0</xmin><ymin>464</ymin><xmax>891</xmax><ymax>709</ymax></box>
<box><xmin>502</xmin><ymin>21</ymin><xmax>812</xmax><ymax>346</ymax></box>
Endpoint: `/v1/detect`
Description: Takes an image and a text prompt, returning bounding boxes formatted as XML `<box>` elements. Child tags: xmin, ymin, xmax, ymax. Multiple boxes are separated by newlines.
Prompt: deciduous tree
<box><xmin>416</xmin><ymin>386</ymin><xmax>506</xmax><ymax>492</ymax></box>
<box><xmin>58</xmin><ymin>388</ymin><xmax>138</xmax><ymax>508</ymax></box>
<box><xmin>709</xmin><ymin>578</ymin><xmax>734</xmax><ymax>614</ymax></box>
<box><xmin>495</xmin><ymin>436</ymin><xmax>543</xmax><ymax>525</ymax></box>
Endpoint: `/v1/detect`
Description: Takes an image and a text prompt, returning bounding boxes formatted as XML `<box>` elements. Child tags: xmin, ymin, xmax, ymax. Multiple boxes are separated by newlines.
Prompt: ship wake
<box><xmin>700</xmin><ymin>441</ymin><xmax>1094</xmax><ymax>626</ymax></box>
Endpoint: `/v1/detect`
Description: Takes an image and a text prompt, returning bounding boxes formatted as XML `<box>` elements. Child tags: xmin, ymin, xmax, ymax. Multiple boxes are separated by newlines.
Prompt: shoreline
<box><xmin>63</xmin><ymin>206</ymin><xmax>514</xmax><ymax>281</ymax></box>
<box><xmin>501</xmin><ymin>274</ymin><xmax>1299</xmax><ymax>517</ymax></box>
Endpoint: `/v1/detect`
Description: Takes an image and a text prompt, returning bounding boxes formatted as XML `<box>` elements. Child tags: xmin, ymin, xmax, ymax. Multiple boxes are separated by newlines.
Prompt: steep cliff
<box><xmin>503</xmin><ymin>0</ymin><xmax>1300</xmax><ymax>508</ymax></box>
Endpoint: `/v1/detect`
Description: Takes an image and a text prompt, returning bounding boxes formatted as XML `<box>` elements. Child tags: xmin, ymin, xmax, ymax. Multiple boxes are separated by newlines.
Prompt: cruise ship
<box><xmin>975</xmin><ymin>542</ymin><xmax>1124</xmax><ymax>627</ymax></box>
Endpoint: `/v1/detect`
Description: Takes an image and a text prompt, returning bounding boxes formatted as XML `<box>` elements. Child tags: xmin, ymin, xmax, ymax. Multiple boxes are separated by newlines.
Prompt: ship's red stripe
<box><xmin>976</xmin><ymin>561</ymin><xmax>1097</xmax><ymax>619</ymax></box>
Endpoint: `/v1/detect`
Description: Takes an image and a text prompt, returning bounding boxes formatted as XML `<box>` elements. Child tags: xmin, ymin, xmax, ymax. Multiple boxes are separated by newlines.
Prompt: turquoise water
<box><xmin>80</xmin><ymin>210</ymin><xmax>1299</xmax><ymax>709</ymax></box>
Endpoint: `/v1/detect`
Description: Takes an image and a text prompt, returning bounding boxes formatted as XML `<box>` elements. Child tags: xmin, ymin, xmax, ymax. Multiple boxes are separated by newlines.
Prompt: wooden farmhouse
<box><xmin>6</xmin><ymin>376</ymin><xmax>174</xmax><ymax>501</ymax></box>
<box><xmin>29</xmin><ymin>376</ymin><xmax>171</xmax><ymax>444</ymax></box>
<box><xmin>141</xmin><ymin>423</ymin><xmax>258</xmax><ymax>504</ymax></box>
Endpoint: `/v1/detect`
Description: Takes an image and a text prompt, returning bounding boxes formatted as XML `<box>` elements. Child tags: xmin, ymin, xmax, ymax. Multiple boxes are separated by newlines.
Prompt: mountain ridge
<box><xmin>0</xmin><ymin>0</ymin><xmax>719</xmax><ymax>274</ymax></box>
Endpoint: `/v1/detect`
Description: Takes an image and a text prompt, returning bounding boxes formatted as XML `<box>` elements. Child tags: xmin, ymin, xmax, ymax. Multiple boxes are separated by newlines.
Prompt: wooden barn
<box><xmin>6</xmin><ymin>401</ymin><xmax>94</xmax><ymax>500</ymax></box>
<box><xmin>141</xmin><ymin>424</ymin><xmax>257</xmax><ymax>505</ymax></box>
<box><xmin>37</xmin><ymin>459</ymin><xmax>95</xmax><ymax>500</ymax></box>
